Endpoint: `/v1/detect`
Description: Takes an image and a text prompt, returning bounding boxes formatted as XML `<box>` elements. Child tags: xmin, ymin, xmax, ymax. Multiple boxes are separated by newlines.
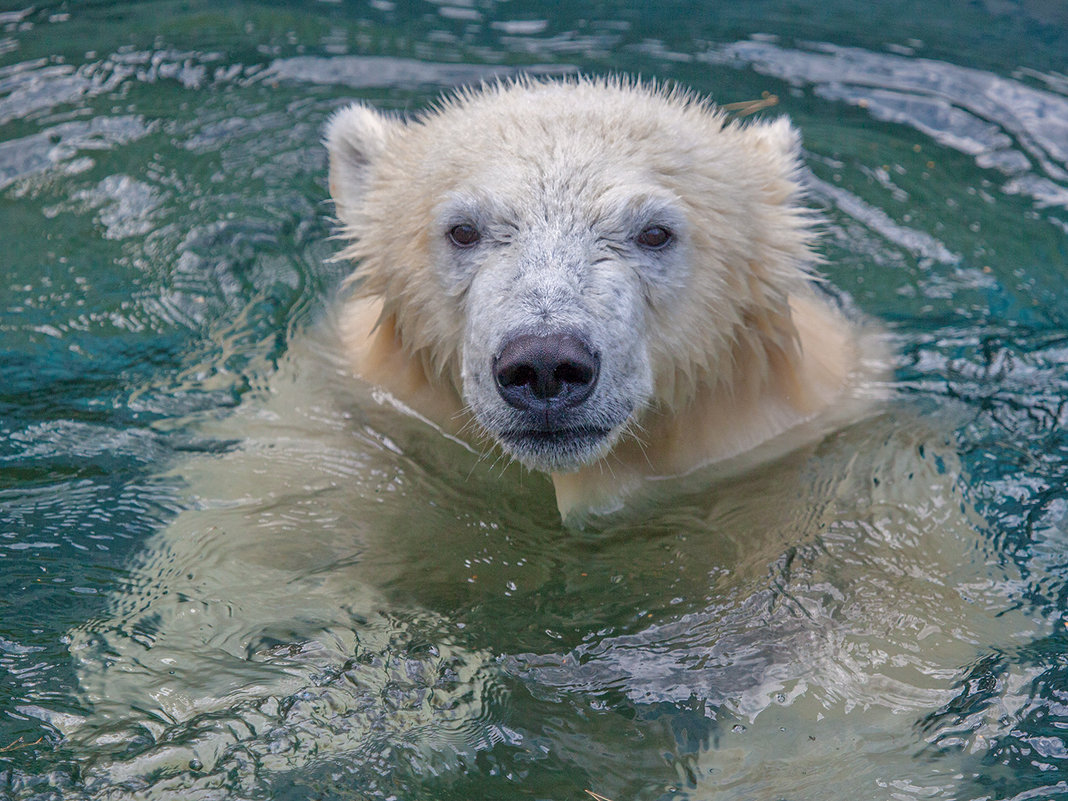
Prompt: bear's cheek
<box><xmin>455</xmin><ymin>270</ymin><xmax>513</xmax><ymax>408</ymax></box>
<box><xmin>629</xmin><ymin>243</ymin><xmax>694</xmax><ymax>312</ymax></box>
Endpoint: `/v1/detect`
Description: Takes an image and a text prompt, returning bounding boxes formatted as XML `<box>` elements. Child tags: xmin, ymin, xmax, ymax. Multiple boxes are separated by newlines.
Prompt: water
<box><xmin>1</xmin><ymin>1</ymin><xmax>1066</xmax><ymax>799</ymax></box>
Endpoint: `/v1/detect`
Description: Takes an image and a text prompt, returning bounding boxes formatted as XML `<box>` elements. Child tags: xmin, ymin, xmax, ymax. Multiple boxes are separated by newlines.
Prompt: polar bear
<box><xmin>55</xmin><ymin>78</ymin><xmax>1036</xmax><ymax>800</ymax></box>
<box><xmin>325</xmin><ymin>77</ymin><xmax>873</xmax><ymax>517</ymax></box>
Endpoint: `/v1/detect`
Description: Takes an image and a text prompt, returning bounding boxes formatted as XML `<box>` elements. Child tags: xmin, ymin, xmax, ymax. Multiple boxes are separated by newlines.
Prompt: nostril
<box><xmin>498</xmin><ymin>363</ymin><xmax>537</xmax><ymax>390</ymax></box>
<box><xmin>493</xmin><ymin>332</ymin><xmax>599</xmax><ymax>410</ymax></box>
<box><xmin>554</xmin><ymin>361</ymin><xmax>594</xmax><ymax>388</ymax></box>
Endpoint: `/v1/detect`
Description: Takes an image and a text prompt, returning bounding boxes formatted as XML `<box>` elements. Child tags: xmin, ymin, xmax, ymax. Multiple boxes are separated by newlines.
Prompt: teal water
<box><xmin>1</xmin><ymin>2</ymin><xmax>1067</xmax><ymax>800</ymax></box>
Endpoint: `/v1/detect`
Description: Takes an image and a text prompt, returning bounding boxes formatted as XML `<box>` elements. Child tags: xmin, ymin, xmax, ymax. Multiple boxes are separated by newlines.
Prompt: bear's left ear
<box><xmin>747</xmin><ymin>116</ymin><xmax>803</xmax><ymax>166</ymax></box>
<box><xmin>325</xmin><ymin>103</ymin><xmax>402</xmax><ymax>218</ymax></box>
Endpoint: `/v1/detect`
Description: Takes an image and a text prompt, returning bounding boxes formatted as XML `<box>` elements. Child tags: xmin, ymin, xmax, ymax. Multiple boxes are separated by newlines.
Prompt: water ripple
<box><xmin>1</xmin><ymin>5</ymin><xmax>1067</xmax><ymax>801</ymax></box>
<box><xmin>0</xmin><ymin>116</ymin><xmax>150</xmax><ymax>190</ymax></box>
<box><xmin>264</xmin><ymin>55</ymin><xmax>512</xmax><ymax>89</ymax></box>
<box><xmin>704</xmin><ymin>39</ymin><xmax>1068</xmax><ymax>209</ymax></box>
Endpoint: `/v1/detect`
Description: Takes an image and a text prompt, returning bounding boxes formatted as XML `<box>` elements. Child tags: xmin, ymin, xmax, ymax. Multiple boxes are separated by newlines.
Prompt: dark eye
<box><xmin>636</xmin><ymin>224</ymin><xmax>673</xmax><ymax>250</ymax></box>
<box><xmin>448</xmin><ymin>223</ymin><xmax>480</xmax><ymax>248</ymax></box>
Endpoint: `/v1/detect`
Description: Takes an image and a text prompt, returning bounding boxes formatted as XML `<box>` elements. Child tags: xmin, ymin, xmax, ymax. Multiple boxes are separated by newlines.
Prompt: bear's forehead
<box><xmin>403</xmin><ymin>104</ymin><xmax>716</xmax><ymax>207</ymax></box>
<box><xmin>412</xmin><ymin>86</ymin><xmax>722</xmax><ymax>170</ymax></box>
<box><xmin>360</xmin><ymin>83</ymin><xmax>770</xmax><ymax>233</ymax></box>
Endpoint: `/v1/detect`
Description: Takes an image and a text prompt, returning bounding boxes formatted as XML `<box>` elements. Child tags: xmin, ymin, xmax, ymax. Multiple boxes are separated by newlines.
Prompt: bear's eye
<box><xmin>447</xmin><ymin>223</ymin><xmax>481</xmax><ymax>248</ymax></box>
<box><xmin>636</xmin><ymin>224</ymin><xmax>673</xmax><ymax>250</ymax></box>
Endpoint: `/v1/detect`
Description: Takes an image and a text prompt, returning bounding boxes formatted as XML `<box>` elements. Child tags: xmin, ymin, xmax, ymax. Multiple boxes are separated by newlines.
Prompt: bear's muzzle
<box><xmin>493</xmin><ymin>331</ymin><xmax>600</xmax><ymax>426</ymax></box>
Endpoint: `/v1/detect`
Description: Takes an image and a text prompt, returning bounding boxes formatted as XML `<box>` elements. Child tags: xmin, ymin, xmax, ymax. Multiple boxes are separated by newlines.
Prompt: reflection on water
<box><xmin>706</xmin><ymin>39</ymin><xmax>1068</xmax><ymax>208</ymax></box>
<box><xmin>48</xmin><ymin>341</ymin><xmax>1034</xmax><ymax>801</ymax></box>
<box><xmin>1</xmin><ymin>2</ymin><xmax>1067</xmax><ymax>800</ymax></box>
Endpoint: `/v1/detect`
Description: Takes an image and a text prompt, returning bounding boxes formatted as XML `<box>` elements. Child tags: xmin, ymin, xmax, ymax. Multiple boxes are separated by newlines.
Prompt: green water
<box><xmin>1</xmin><ymin>2</ymin><xmax>1067</xmax><ymax>799</ymax></box>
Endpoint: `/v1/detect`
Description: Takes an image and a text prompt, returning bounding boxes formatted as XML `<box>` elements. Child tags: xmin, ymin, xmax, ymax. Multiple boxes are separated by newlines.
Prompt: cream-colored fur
<box><xmin>53</xmin><ymin>79</ymin><xmax>1037</xmax><ymax>800</ymax></box>
<box><xmin>327</xmin><ymin>77</ymin><xmax>876</xmax><ymax>517</ymax></box>
<box><xmin>59</xmin><ymin>345</ymin><xmax>1034</xmax><ymax>798</ymax></box>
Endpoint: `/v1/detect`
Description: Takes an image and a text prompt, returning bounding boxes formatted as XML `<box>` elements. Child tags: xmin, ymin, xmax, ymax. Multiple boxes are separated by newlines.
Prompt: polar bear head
<box><xmin>327</xmin><ymin>77</ymin><xmax>815</xmax><ymax>474</ymax></box>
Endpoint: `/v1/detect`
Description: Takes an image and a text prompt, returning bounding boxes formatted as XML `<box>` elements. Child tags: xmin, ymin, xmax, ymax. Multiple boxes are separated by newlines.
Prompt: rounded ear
<box><xmin>325</xmin><ymin>103</ymin><xmax>401</xmax><ymax>219</ymax></box>
<box><xmin>747</xmin><ymin>116</ymin><xmax>803</xmax><ymax>162</ymax></box>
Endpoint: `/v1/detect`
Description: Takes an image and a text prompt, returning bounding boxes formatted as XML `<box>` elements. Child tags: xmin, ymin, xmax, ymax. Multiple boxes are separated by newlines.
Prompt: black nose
<box><xmin>493</xmin><ymin>332</ymin><xmax>600</xmax><ymax>412</ymax></box>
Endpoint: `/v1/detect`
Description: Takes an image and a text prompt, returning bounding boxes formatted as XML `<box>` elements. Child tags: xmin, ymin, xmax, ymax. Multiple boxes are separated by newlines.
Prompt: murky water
<box><xmin>1</xmin><ymin>2</ymin><xmax>1067</xmax><ymax>799</ymax></box>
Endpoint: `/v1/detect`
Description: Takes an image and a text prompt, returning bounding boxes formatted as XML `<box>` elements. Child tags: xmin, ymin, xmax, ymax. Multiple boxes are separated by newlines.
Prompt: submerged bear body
<box><xmin>56</xmin><ymin>78</ymin><xmax>1035</xmax><ymax>801</ymax></box>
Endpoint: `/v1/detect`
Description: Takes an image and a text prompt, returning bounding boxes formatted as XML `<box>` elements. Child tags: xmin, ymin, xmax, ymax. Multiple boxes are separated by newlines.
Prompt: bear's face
<box><xmin>328</xmin><ymin>79</ymin><xmax>813</xmax><ymax>474</ymax></box>
<box><xmin>436</xmin><ymin>167</ymin><xmax>693</xmax><ymax>471</ymax></box>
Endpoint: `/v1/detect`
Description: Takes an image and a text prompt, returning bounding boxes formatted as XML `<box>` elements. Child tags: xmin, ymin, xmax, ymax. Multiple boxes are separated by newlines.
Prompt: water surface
<box><xmin>1</xmin><ymin>2</ymin><xmax>1067</xmax><ymax>800</ymax></box>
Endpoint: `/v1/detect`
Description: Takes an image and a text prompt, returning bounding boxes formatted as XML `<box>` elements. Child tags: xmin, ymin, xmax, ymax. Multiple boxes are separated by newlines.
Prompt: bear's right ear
<box><xmin>325</xmin><ymin>103</ymin><xmax>401</xmax><ymax>218</ymax></box>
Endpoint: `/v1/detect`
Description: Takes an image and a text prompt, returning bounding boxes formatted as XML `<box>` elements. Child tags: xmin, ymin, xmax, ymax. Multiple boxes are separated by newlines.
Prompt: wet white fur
<box><xmin>54</xmin><ymin>80</ymin><xmax>1040</xmax><ymax>800</ymax></box>
<box><xmin>326</xmin><ymin>77</ymin><xmax>874</xmax><ymax>516</ymax></box>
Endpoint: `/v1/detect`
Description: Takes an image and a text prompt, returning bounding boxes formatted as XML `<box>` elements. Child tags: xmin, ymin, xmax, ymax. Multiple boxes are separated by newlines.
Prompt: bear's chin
<box><xmin>497</xmin><ymin>425</ymin><xmax>619</xmax><ymax>474</ymax></box>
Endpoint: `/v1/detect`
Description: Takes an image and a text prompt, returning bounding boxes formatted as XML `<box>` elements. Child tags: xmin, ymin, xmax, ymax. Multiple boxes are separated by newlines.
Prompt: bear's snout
<box><xmin>493</xmin><ymin>332</ymin><xmax>600</xmax><ymax>419</ymax></box>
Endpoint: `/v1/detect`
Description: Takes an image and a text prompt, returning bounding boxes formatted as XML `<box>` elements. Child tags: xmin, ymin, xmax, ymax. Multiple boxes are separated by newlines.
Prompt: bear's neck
<box><xmin>342</xmin><ymin>292</ymin><xmax>862</xmax><ymax>521</ymax></box>
<box><xmin>551</xmin><ymin>292</ymin><xmax>860</xmax><ymax>518</ymax></box>
<box><xmin>340</xmin><ymin>298</ymin><xmax>469</xmax><ymax>428</ymax></box>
